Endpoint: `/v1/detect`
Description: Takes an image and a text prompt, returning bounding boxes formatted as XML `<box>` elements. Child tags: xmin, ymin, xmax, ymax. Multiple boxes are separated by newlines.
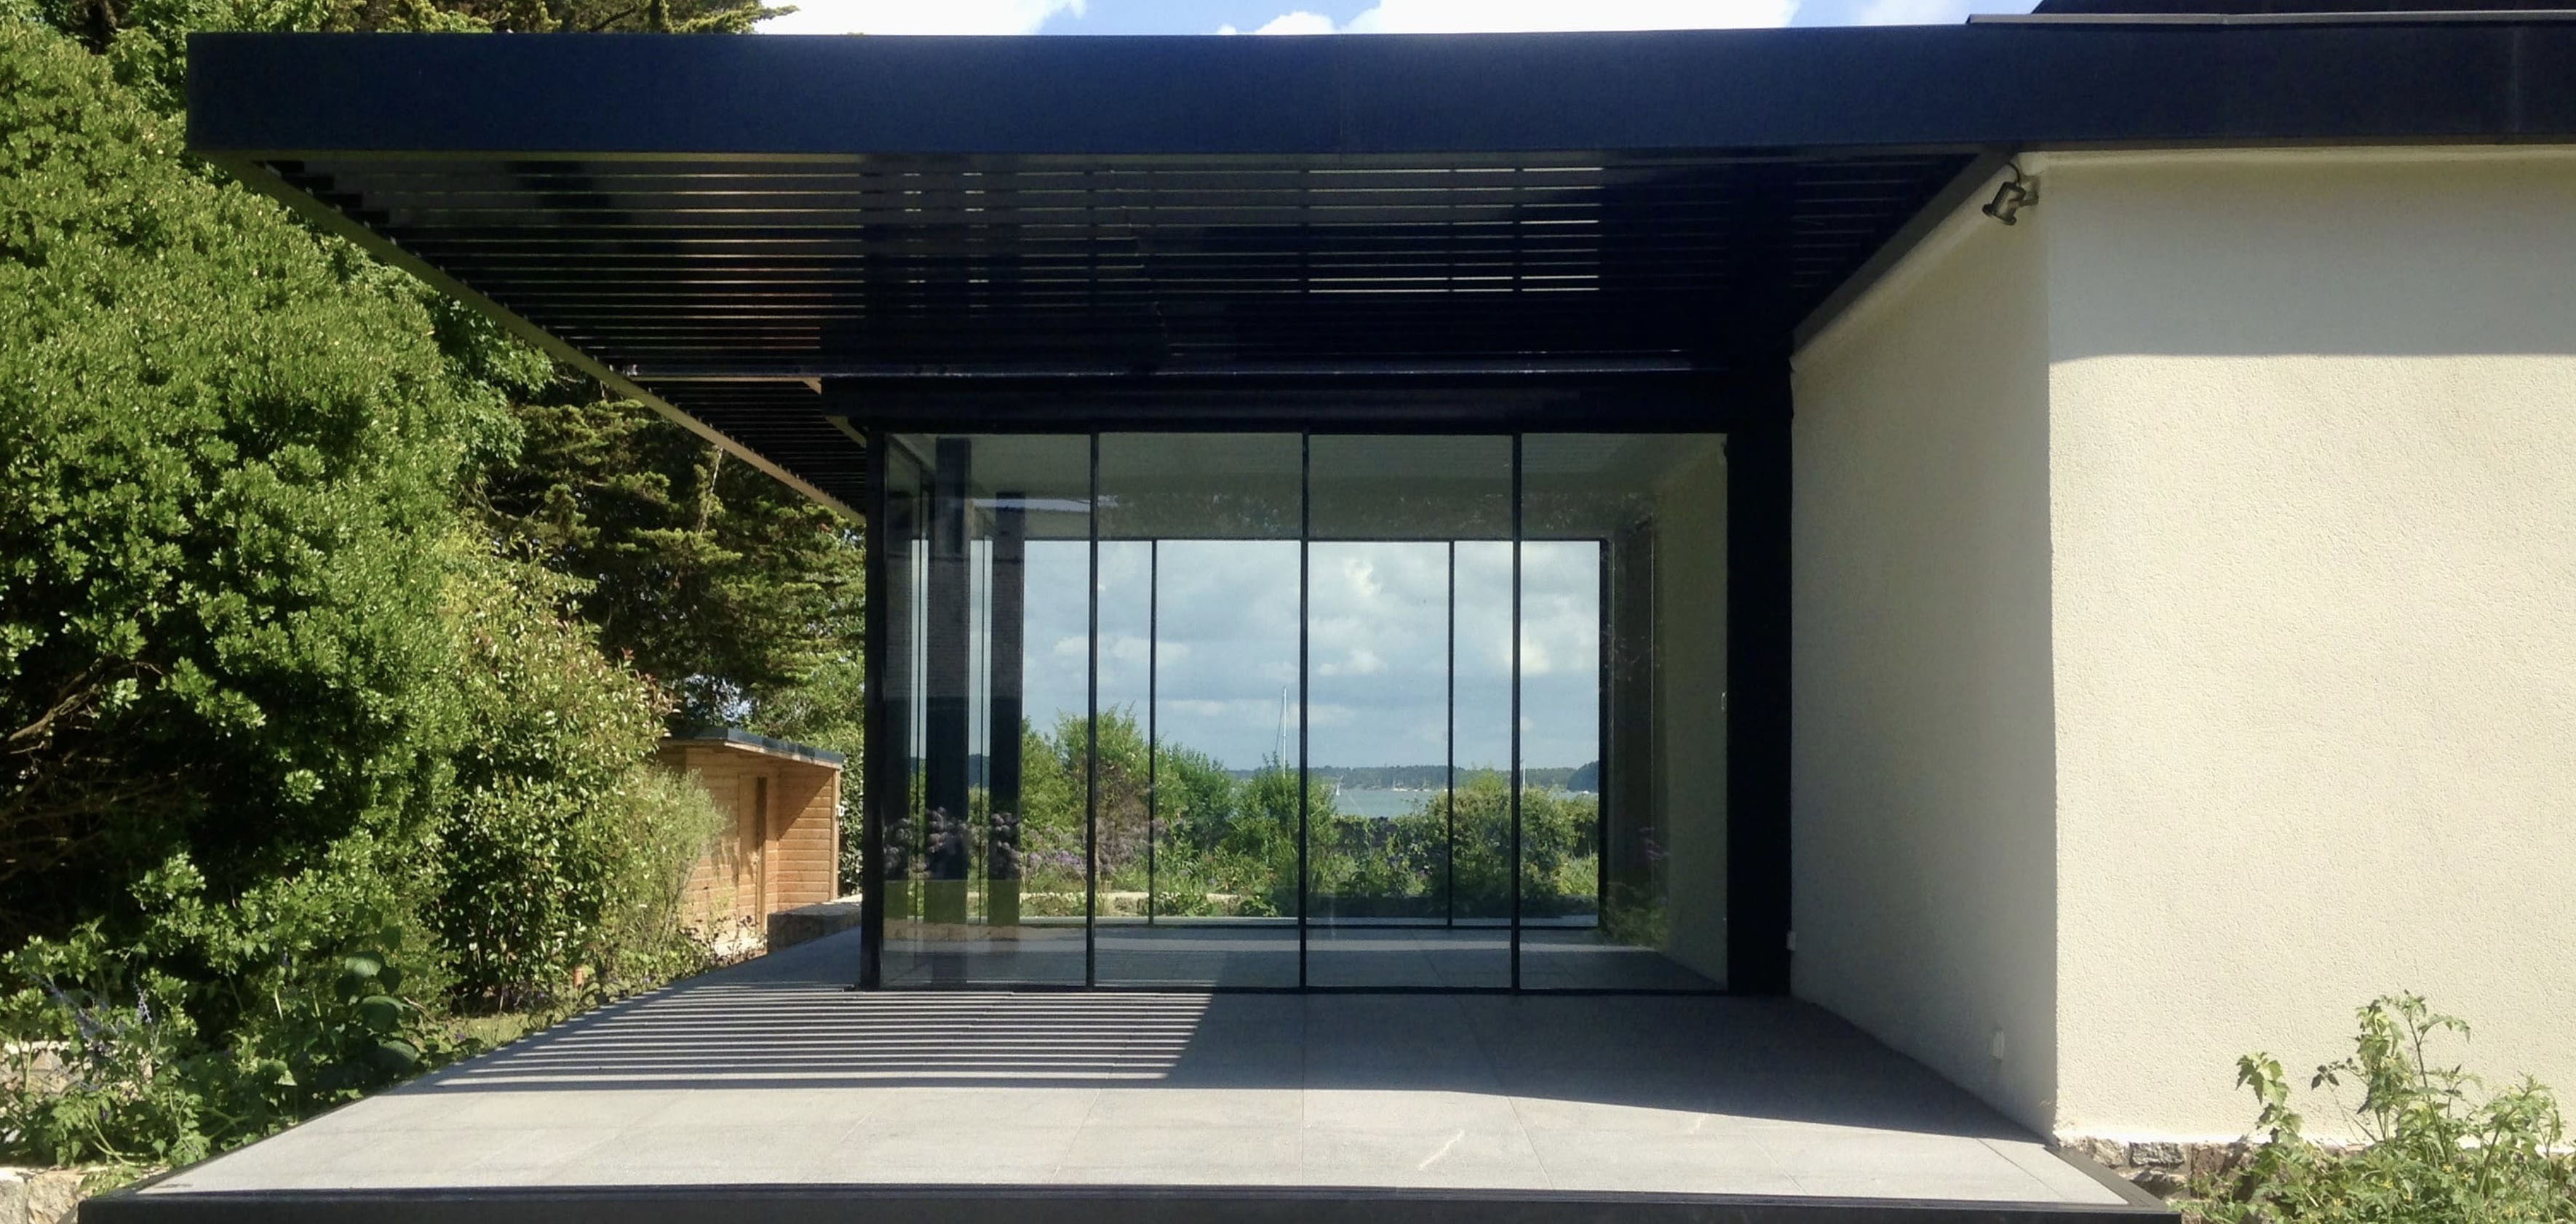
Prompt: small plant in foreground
<box><xmin>2186</xmin><ymin>993</ymin><xmax>2575</xmax><ymax>1224</ymax></box>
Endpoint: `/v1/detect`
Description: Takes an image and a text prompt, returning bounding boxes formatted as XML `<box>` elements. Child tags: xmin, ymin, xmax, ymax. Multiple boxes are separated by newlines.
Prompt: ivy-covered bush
<box><xmin>2187</xmin><ymin>994</ymin><xmax>2575</xmax><ymax>1224</ymax></box>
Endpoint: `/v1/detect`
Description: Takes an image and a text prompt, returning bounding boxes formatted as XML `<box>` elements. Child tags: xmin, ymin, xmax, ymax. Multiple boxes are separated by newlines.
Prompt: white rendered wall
<box><xmin>1790</xmin><ymin>148</ymin><xmax>2576</xmax><ymax>1141</ymax></box>
<box><xmin>2039</xmin><ymin>151</ymin><xmax>2576</xmax><ymax>1140</ymax></box>
<box><xmin>1788</xmin><ymin>204</ymin><xmax>2062</xmax><ymax>1132</ymax></box>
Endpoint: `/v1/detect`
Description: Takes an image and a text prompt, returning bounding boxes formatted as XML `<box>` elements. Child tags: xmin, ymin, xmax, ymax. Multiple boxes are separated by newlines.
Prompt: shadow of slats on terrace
<box><xmin>445</xmin><ymin>987</ymin><xmax>1214</xmax><ymax>1089</ymax></box>
<box><xmin>410</xmin><ymin>928</ymin><xmax>2019</xmax><ymax>1140</ymax></box>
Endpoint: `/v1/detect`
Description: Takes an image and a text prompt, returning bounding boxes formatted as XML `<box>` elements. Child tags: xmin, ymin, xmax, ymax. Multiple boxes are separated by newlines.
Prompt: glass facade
<box><xmin>870</xmin><ymin>432</ymin><xmax>1728</xmax><ymax>991</ymax></box>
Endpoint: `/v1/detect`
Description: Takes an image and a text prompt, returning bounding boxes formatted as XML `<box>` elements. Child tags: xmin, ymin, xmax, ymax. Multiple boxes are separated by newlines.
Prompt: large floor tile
<box><xmin>1055</xmin><ymin>1124</ymin><xmax>1301</xmax><ymax>1173</ymax></box>
<box><xmin>133</xmin><ymin>933</ymin><xmax>2134</xmax><ymax>1209</ymax></box>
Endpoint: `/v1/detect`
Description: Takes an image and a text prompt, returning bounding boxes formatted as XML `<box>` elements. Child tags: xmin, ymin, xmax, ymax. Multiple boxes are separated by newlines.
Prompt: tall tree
<box><xmin>10</xmin><ymin>0</ymin><xmax>865</xmax><ymax>746</ymax></box>
<box><xmin>18</xmin><ymin>0</ymin><xmax>790</xmax><ymax>114</ymax></box>
<box><xmin>0</xmin><ymin>18</ymin><xmax>501</xmax><ymax>941</ymax></box>
<box><xmin>474</xmin><ymin>396</ymin><xmax>864</xmax><ymax>738</ymax></box>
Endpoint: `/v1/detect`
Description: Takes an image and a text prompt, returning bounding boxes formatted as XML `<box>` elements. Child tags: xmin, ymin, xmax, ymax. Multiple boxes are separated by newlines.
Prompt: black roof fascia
<box><xmin>822</xmin><ymin>369</ymin><xmax>1789</xmax><ymax>434</ymax></box>
<box><xmin>188</xmin><ymin>24</ymin><xmax>2576</xmax><ymax>160</ymax></box>
<box><xmin>2030</xmin><ymin>0</ymin><xmax>2575</xmax><ymax>15</ymax></box>
<box><xmin>180</xmin><ymin>23</ymin><xmax>2576</xmax><ymax>509</ymax></box>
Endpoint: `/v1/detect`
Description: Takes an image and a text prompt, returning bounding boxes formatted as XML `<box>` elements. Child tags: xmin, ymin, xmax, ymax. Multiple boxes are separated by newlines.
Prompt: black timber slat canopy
<box><xmin>186</xmin><ymin>24</ymin><xmax>2576</xmax><ymax>512</ymax></box>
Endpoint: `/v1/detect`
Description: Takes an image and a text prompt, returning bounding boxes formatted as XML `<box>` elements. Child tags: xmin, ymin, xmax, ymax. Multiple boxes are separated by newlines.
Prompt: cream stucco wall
<box><xmin>2039</xmin><ymin>151</ymin><xmax>2576</xmax><ymax>1140</ymax></box>
<box><xmin>1792</xmin><ymin>148</ymin><xmax>2576</xmax><ymax>1142</ymax></box>
<box><xmin>1789</xmin><ymin>201</ymin><xmax>2062</xmax><ymax>1132</ymax></box>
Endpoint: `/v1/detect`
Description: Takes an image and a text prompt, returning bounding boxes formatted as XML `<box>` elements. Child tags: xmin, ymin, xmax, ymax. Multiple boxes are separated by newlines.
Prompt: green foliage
<box><xmin>898</xmin><ymin>710</ymin><xmax>1604</xmax><ymax>923</ymax></box>
<box><xmin>0</xmin><ymin>849</ymin><xmax>467</xmax><ymax>1169</ymax></box>
<box><xmin>0</xmin><ymin>18</ymin><xmax>496</xmax><ymax>947</ymax></box>
<box><xmin>428</xmin><ymin>549</ymin><xmax>707</xmax><ymax>1011</ymax></box>
<box><xmin>1</xmin><ymin>0</ymin><xmax>856</xmax><ymax>1176</ymax></box>
<box><xmin>0</xmin><ymin>20</ymin><xmax>758</xmax><ymax>1172</ymax></box>
<box><xmin>1313</xmin><ymin>774</ymin><xmax>1599</xmax><ymax>919</ymax></box>
<box><xmin>2187</xmin><ymin>994</ymin><xmax>2575</xmax><ymax>1224</ymax></box>
<box><xmin>28</xmin><ymin>0</ymin><xmax>788</xmax><ymax>111</ymax></box>
<box><xmin>475</xmin><ymin>397</ymin><xmax>865</xmax><ymax>734</ymax></box>
<box><xmin>588</xmin><ymin>767</ymin><xmax>724</xmax><ymax>990</ymax></box>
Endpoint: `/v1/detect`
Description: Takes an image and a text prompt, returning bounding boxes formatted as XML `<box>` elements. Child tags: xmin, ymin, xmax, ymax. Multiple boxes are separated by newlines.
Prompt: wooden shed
<box><xmin>656</xmin><ymin>728</ymin><xmax>843</xmax><ymax>951</ymax></box>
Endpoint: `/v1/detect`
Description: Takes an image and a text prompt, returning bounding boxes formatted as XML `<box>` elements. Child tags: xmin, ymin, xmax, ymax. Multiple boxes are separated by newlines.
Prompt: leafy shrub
<box><xmin>430</xmin><ymin>553</ymin><xmax>672</xmax><ymax>1010</ymax></box>
<box><xmin>0</xmin><ymin>23</ymin><xmax>734</xmax><ymax>1172</ymax></box>
<box><xmin>0</xmin><ymin>850</ymin><xmax>467</xmax><ymax>1170</ymax></box>
<box><xmin>588</xmin><ymin>768</ymin><xmax>724</xmax><ymax>993</ymax></box>
<box><xmin>2187</xmin><ymin>993</ymin><xmax>2575</xmax><ymax>1224</ymax></box>
<box><xmin>0</xmin><ymin>16</ymin><xmax>502</xmax><ymax>950</ymax></box>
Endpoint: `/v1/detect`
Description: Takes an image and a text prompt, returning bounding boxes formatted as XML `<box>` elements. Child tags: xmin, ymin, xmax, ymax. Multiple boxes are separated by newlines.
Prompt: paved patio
<box><xmin>121</xmin><ymin>931</ymin><xmax>2158</xmax><ymax>1218</ymax></box>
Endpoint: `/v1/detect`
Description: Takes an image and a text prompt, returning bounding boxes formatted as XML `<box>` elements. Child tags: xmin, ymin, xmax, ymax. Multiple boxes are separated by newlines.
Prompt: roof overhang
<box><xmin>186</xmin><ymin>24</ymin><xmax>2576</xmax><ymax>512</ymax></box>
<box><xmin>660</xmin><ymin>726</ymin><xmax>847</xmax><ymax>767</ymax></box>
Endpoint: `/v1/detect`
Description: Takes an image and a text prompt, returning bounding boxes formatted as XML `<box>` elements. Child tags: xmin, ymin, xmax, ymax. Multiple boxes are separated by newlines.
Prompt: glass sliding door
<box><xmin>1452</xmin><ymin>540</ymin><xmax>1518</xmax><ymax>939</ymax></box>
<box><xmin>1519</xmin><ymin>434</ymin><xmax>1730</xmax><ymax>991</ymax></box>
<box><xmin>1305</xmin><ymin>435</ymin><xmax>1512</xmax><ymax>987</ymax></box>
<box><xmin>1514</xmin><ymin>537</ymin><xmax>1605</xmax><ymax>977</ymax></box>
<box><xmin>866</xmin><ymin>429</ymin><xmax>1728</xmax><ymax>993</ymax></box>
<box><xmin>1094</xmin><ymin>434</ymin><xmax>1304</xmax><ymax>987</ymax></box>
<box><xmin>879</xmin><ymin>434</ymin><xmax>1092</xmax><ymax>986</ymax></box>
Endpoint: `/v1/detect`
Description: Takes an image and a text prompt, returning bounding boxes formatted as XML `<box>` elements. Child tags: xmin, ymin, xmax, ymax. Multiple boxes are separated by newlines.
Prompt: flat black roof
<box><xmin>2030</xmin><ymin>0</ymin><xmax>2575</xmax><ymax>14</ymax></box>
<box><xmin>186</xmin><ymin>24</ymin><xmax>2576</xmax><ymax>509</ymax></box>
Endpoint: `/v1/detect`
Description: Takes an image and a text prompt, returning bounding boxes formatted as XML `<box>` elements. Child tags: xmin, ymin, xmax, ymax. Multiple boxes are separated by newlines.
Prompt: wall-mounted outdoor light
<box><xmin>1981</xmin><ymin>162</ymin><xmax>2040</xmax><ymax>226</ymax></box>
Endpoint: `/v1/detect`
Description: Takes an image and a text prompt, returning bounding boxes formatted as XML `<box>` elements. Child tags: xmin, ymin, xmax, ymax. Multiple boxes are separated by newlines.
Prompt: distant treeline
<box><xmin>952</xmin><ymin>758</ymin><xmax>1600</xmax><ymax>792</ymax></box>
<box><xmin>1224</xmin><ymin>763</ymin><xmax>1601</xmax><ymax>792</ymax></box>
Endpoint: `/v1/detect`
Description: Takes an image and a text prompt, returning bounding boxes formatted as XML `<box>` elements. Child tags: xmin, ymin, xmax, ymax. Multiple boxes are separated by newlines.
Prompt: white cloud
<box><xmin>761</xmin><ymin>0</ymin><xmax>1083</xmax><ymax>35</ymax></box>
<box><xmin>1319</xmin><ymin>648</ymin><xmax>1388</xmax><ymax>677</ymax></box>
<box><xmin>1217</xmin><ymin>9</ymin><xmax>1338</xmax><ymax>33</ymax></box>
<box><xmin>1848</xmin><ymin>0</ymin><xmax>1978</xmax><ymax>23</ymax></box>
<box><xmin>1225</xmin><ymin>0</ymin><xmax>1795</xmax><ymax>35</ymax></box>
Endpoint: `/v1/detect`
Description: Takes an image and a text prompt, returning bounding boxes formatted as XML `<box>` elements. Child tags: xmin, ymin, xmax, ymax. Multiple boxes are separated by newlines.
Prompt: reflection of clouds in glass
<box><xmin>1014</xmin><ymin>537</ymin><xmax>1603</xmax><ymax>771</ymax></box>
<box><xmin>1310</xmin><ymin>541</ymin><xmax>1447</xmax><ymax>768</ymax></box>
<box><xmin>1316</xmin><ymin>649</ymin><xmax>1385</xmax><ymax>677</ymax></box>
<box><xmin>1022</xmin><ymin>543</ymin><xmax>1091</xmax><ymax>734</ymax></box>
<box><xmin>1129</xmin><ymin>541</ymin><xmax>1306</xmax><ymax>769</ymax></box>
<box><xmin>1519</xmin><ymin>541</ymin><xmax>1599</xmax><ymax>678</ymax></box>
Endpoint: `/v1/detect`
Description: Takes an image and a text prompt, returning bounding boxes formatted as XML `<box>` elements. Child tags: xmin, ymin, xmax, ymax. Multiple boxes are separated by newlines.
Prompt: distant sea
<box><xmin>1333</xmin><ymin>788</ymin><xmax>1432</xmax><ymax>819</ymax></box>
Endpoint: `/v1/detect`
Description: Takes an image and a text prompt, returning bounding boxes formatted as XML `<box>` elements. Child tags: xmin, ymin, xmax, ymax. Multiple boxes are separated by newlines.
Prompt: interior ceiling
<box><xmin>263</xmin><ymin>149</ymin><xmax>1982</xmax><ymax>511</ymax></box>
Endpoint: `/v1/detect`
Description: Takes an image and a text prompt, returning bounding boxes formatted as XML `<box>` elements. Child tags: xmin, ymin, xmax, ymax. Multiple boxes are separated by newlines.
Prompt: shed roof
<box><xmin>660</xmin><ymin>727</ymin><xmax>846</xmax><ymax>768</ymax></box>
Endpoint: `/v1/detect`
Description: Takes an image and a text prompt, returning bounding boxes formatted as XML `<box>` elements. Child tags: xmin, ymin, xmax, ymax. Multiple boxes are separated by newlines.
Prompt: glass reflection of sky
<box><xmin>1014</xmin><ymin>539</ymin><xmax>1602</xmax><ymax>771</ymax></box>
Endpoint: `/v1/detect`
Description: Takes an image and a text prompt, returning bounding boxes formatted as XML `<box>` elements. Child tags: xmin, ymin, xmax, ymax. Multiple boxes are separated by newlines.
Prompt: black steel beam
<box><xmin>188</xmin><ymin>24</ymin><xmax>2576</xmax><ymax>159</ymax></box>
<box><xmin>823</xmin><ymin>371</ymin><xmax>1787</xmax><ymax>433</ymax></box>
<box><xmin>856</xmin><ymin>430</ymin><xmax>891</xmax><ymax>990</ymax></box>
<box><xmin>1726</xmin><ymin>369</ymin><xmax>1794</xmax><ymax>996</ymax></box>
<box><xmin>922</xmin><ymin>439</ymin><xmax>973</xmax><ymax>926</ymax></box>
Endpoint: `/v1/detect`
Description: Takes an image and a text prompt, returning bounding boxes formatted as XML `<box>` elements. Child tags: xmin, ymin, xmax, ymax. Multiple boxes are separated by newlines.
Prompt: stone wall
<box><xmin>0</xmin><ymin>1168</ymin><xmax>86</xmax><ymax>1224</ymax></box>
<box><xmin>2057</xmin><ymin>1135</ymin><xmax>2284</xmax><ymax>1201</ymax></box>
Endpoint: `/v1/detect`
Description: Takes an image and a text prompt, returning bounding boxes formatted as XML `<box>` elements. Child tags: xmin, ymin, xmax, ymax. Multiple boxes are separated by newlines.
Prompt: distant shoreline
<box><xmin>1219</xmin><ymin>762</ymin><xmax>1602</xmax><ymax>791</ymax></box>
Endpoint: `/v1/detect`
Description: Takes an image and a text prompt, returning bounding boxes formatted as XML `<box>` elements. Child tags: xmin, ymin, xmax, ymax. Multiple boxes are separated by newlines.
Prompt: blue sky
<box><xmin>1004</xmin><ymin>540</ymin><xmax>1606</xmax><ymax>773</ymax></box>
<box><xmin>765</xmin><ymin>0</ymin><xmax>2038</xmax><ymax>38</ymax></box>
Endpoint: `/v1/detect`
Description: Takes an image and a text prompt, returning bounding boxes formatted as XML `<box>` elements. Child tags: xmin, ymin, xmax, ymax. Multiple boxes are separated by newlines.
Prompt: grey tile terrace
<box><xmin>102</xmin><ymin>931</ymin><xmax>2168</xmax><ymax>1220</ymax></box>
